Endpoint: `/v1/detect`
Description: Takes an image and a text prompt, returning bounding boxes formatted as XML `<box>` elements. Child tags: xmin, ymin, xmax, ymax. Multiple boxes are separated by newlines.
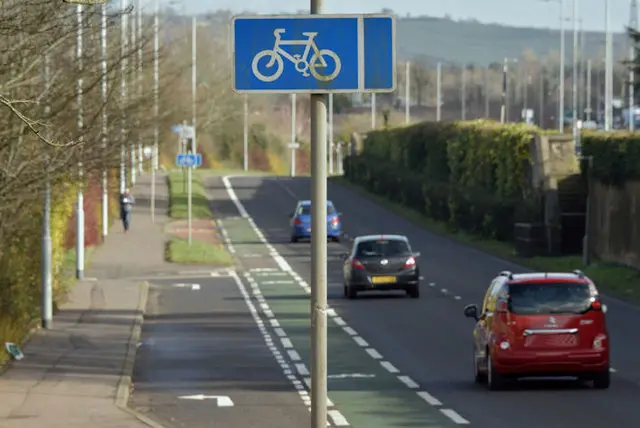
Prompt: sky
<box><xmin>166</xmin><ymin>0</ymin><xmax>633</xmax><ymax>32</ymax></box>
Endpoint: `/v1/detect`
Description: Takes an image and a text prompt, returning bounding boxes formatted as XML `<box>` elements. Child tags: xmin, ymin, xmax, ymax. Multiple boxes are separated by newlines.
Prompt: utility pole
<box><xmin>405</xmin><ymin>61</ymin><xmax>410</xmax><ymax>123</ymax></box>
<box><xmin>604</xmin><ymin>0</ymin><xmax>613</xmax><ymax>130</ymax></box>
<box><xmin>101</xmin><ymin>4</ymin><xmax>109</xmax><ymax>238</ymax></box>
<box><xmin>629</xmin><ymin>0</ymin><xmax>638</xmax><ymax>131</ymax></box>
<box><xmin>484</xmin><ymin>68</ymin><xmax>490</xmax><ymax>118</ymax></box>
<box><xmin>120</xmin><ymin>0</ymin><xmax>128</xmax><ymax>193</ymax></box>
<box><xmin>42</xmin><ymin>51</ymin><xmax>52</xmax><ymax>329</ymax></box>
<box><xmin>151</xmin><ymin>0</ymin><xmax>159</xmax><ymax>223</ymax></box>
<box><xmin>76</xmin><ymin>4</ymin><xmax>85</xmax><ymax>280</ymax></box>
<box><xmin>461</xmin><ymin>67</ymin><xmax>466</xmax><ymax>120</ymax></box>
<box><xmin>291</xmin><ymin>93</ymin><xmax>296</xmax><ymax>177</ymax></box>
<box><xmin>309</xmin><ymin>1</ymin><xmax>328</xmax><ymax>427</ymax></box>
<box><xmin>571</xmin><ymin>0</ymin><xmax>579</xmax><ymax>145</ymax></box>
<box><xmin>500</xmin><ymin>58</ymin><xmax>507</xmax><ymax>123</ymax></box>
<box><xmin>559</xmin><ymin>0</ymin><xmax>566</xmax><ymax>131</ymax></box>
<box><xmin>539</xmin><ymin>67</ymin><xmax>545</xmax><ymax>127</ymax></box>
<box><xmin>130</xmin><ymin>8</ymin><xmax>136</xmax><ymax>185</ymax></box>
<box><xmin>243</xmin><ymin>94</ymin><xmax>248</xmax><ymax>171</ymax></box>
<box><xmin>586</xmin><ymin>59</ymin><xmax>592</xmax><ymax>121</ymax></box>
<box><xmin>371</xmin><ymin>93</ymin><xmax>376</xmax><ymax>128</ymax></box>
<box><xmin>137</xmin><ymin>0</ymin><xmax>143</xmax><ymax>173</ymax></box>
<box><xmin>192</xmin><ymin>16</ymin><xmax>197</xmax><ymax>156</ymax></box>
<box><xmin>328</xmin><ymin>93</ymin><xmax>333</xmax><ymax>175</ymax></box>
<box><xmin>436</xmin><ymin>62</ymin><xmax>442</xmax><ymax>121</ymax></box>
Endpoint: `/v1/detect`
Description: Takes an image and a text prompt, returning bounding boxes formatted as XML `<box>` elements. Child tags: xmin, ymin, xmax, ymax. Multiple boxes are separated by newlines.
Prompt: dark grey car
<box><xmin>342</xmin><ymin>234</ymin><xmax>420</xmax><ymax>299</ymax></box>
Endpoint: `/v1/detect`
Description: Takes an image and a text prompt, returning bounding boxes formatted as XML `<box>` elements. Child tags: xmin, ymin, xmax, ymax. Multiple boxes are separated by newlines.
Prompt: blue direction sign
<box><xmin>176</xmin><ymin>153</ymin><xmax>202</xmax><ymax>167</ymax></box>
<box><xmin>232</xmin><ymin>14</ymin><xmax>396</xmax><ymax>94</ymax></box>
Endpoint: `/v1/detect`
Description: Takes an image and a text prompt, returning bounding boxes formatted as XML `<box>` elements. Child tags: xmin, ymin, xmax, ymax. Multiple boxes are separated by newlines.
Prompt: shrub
<box><xmin>581</xmin><ymin>130</ymin><xmax>640</xmax><ymax>186</ymax></box>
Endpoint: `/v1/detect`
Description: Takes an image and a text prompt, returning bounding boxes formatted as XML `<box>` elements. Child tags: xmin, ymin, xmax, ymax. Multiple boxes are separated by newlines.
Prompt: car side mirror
<box><xmin>289</xmin><ymin>212</ymin><xmax>294</xmax><ymax>218</ymax></box>
<box><xmin>341</xmin><ymin>253</ymin><xmax>348</xmax><ymax>260</ymax></box>
<box><xmin>413</xmin><ymin>251</ymin><xmax>421</xmax><ymax>257</ymax></box>
<box><xmin>463</xmin><ymin>304</ymin><xmax>479</xmax><ymax>320</ymax></box>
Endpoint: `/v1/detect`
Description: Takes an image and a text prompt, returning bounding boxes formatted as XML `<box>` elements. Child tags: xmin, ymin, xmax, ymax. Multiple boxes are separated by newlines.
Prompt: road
<box><xmin>207</xmin><ymin>174</ymin><xmax>640</xmax><ymax>428</ymax></box>
<box><xmin>130</xmin><ymin>274</ymin><xmax>313</xmax><ymax>428</ymax></box>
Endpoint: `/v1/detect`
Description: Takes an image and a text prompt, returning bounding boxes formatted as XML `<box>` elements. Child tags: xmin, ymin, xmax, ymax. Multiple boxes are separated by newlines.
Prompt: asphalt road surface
<box><xmin>206</xmin><ymin>174</ymin><xmax>640</xmax><ymax>428</ymax></box>
<box><xmin>130</xmin><ymin>275</ymin><xmax>312</xmax><ymax>428</ymax></box>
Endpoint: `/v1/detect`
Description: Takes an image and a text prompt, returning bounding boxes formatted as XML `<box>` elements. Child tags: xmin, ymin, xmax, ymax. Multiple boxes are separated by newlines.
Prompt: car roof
<box><xmin>297</xmin><ymin>200</ymin><xmax>334</xmax><ymax>206</ymax></box>
<box><xmin>354</xmin><ymin>234</ymin><xmax>408</xmax><ymax>243</ymax></box>
<box><xmin>503</xmin><ymin>272</ymin><xmax>590</xmax><ymax>284</ymax></box>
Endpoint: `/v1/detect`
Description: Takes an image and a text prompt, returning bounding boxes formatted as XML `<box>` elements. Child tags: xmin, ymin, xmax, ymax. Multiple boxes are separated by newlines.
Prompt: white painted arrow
<box><xmin>178</xmin><ymin>395</ymin><xmax>234</xmax><ymax>407</ymax></box>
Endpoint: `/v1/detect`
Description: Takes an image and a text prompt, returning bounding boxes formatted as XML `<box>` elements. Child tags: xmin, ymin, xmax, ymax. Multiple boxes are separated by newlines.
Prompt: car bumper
<box><xmin>493</xmin><ymin>348</ymin><xmax>609</xmax><ymax>375</ymax></box>
<box><xmin>350</xmin><ymin>271</ymin><xmax>419</xmax><ymax>291</ymax></box>
<box><xmin>293</xmin><ymin>226</ymin><xmax>341</xmax><ymax>238</ymax></box>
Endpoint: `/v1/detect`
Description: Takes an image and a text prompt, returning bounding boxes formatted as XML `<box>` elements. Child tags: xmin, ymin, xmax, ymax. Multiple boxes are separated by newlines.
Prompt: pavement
<box><xmin>0</xmin><ymin>172</ymin><xmax>209</xmax><ymax>428</ymax></box>
<box><xmin>206</xmin><ymin>174</ymin><xmax>640</xmax><ymax>428</ymax></box>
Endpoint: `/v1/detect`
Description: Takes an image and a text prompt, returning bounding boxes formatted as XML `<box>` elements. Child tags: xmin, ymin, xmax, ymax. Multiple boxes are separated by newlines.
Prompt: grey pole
<box><xmin>120</xmin><ymin>0</ymin><xmax>128</xmax><ymax>194</ymax></box>
<box><xmin>559</xmin><ymin>0</ymin><xmax>566</xmax><ymax>132</ymax></box>
<box><xmin>436</xmin><ymin>62</ymin><xmax>442</xmax><ymax>121</ymax></box>
<box><xmin>101</xmin><ymin>4</ymin><xmax>109</xmax><ymax>238</ymax></box>
<box><xmin>604</xmin><ymin>0</ymin><xmax>613</xmax><ymax>130</ymax></box>
<box><xmin>151</xmin><ymin>0</ymin><xmax>159</xmax><ymax>223</ymax></box>
<box><xmin>461</xmin><ymin>67</ymin><xmax>466</xmax><ymax>120</ymax></box>
<box><xmin>192</xmin><ymin>16</ymin><xmax>197</xmax><ymax>157</ymax></box>
<box><xmin>630</xmin><ymin>36</ymin><xmax>636</xmax><ymax>131</ymax></box>
<box><xmin>539</xmin><ymin>68</ymin><xmax>545</xmax><ymax>127</ymax></box>
<box><xmin>130</xmin><ymin>9</ymin><xmax>136</xmax><ymax>186</ymax></box>
<box><xmin>291</xmin><ymin>93</ymin><xmax>296</xmax><ymax>177</ymax></box>
<box><xmin>484</xmin><ymin>68</ymin><xmax>490</xmax><ymax>118</ymax></box>
<box><xmin>586</xmin><ymin>59</ymin><xmax>592</xmax><ymax>121</ymax></box>
<box><xmin>309</xmin><ymin>4</ymin><xmax>328</xmax><ymax>428</ymax></box>
<box><xmin>137</xmin><ymin>0</ymin><xmax>143</xmax><ymax>173</ymax></box>
<box><xmin>371</xmin><ymin>93</ymin><xmax>376</xmax><ymax>128</ymax></box>
<box><xmin>187</xmin><ymin>154</ymin><xmax>192</xmax><ymax>246</ymax></box>
<box><xmin>76</xmin><ymin>4</ymin><xmax>85</xmax><ymax>280</ymax></box>
<box><xmin>571</xmin><ymin>0</ymin><xmax>579</xmax><ymax>144</ymax></box>
<box><xmin>405</xmin><ymin>61</ymin><xmax>410</xmax><ymax>123</ymax></box>
<box><xmin>42</xmin><ymin>52</ymin><xmax>52</xmax><ymax>329</ymax></box>
<box><xmin>243</xmin><ymin>94</ymin><xmax>248</xmax><ymax>171</ymax></box>
<box><xmin>328</xmin><ymin>93</ymin><xmax>333</xmax><ymax>175</ymax></box>
<box><xmin>500</xmin><ymin>58</ymin><xmax>507</xmax><ymax>123</ymax></box>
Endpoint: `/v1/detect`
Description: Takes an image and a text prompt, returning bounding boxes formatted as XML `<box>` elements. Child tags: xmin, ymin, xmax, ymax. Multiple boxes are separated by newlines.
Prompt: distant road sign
<box><xmin>288</xmin><ymin>143</ymin><xmax>300</xmax><ymax>149</ymax></box>
<box><xmin>232</xmin><ymin>14</ymin><xmax>396</xmax><ymax>94</ymax></box>
<box><xmin>176</xmin><ymin>153</ymin><xmax>202</xmax><ymax>167</ymax></box>
<box><xmin>171</xmin><ymin>124</ymin><xmax>195</xmax><ymax>139</ymax></box>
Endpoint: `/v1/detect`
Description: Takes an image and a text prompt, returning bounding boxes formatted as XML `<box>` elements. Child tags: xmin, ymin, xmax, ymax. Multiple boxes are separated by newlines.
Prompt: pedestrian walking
<box><xmin>120</xmin><ymin>188</ymin><xmax>135</xmax><ymax>233</ymax></box>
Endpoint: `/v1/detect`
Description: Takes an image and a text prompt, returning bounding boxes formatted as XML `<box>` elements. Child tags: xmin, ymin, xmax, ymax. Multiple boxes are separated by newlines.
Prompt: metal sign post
<box><xmin>176</xmin><ymin>153</ymin><xmax>202</xmax><ymax>246</ymax></box>
<box><xmin>231</xmin><ymin>12</ymin><xmax>396</xmax><ymax>426</ymax></box>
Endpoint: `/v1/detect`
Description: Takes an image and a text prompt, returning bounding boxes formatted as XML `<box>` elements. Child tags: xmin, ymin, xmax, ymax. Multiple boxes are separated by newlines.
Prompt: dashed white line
<box><xmin>380</xmin><ymin>361</ymin><xmax>399</xmax><ymax>373</ymax></box>
<box><xmin>343</xmin><ymin>326</ymin><xmax>357</xmax><ymax>336</ymax></box>
<box><xmin>429</xmin><ymin>282</ymin><xmax>435</xmax><ymax>287</ymax></box>
<box><xmin>353</xmin><ymin>336</ymin><xmax>368</xmax><ymax>347</ymax></box>
<box><xmin>281</xmin><ymin>338</ymin><xmax>293</xmax><ymax>348</ymax></box>
<box><xmin>440</xmin><ymin>409</ymin><xmax>470</xmax><ymax>424</ymax></box>
<box><xmin>329</xmin><ymin>410</ymin><xmax>350</xmax><ymax>426</ymax></box>
<box><xmin>333</xmin><ymin>317</ymin><xmax>346</xmax><ymax>326</ymax></box>
<box><xmin>269</xmin><ymin>319</ymin><xmax>280</xmax><ymax>327</ymax></box>
<box><xmin>365</xmin><ymin>348</ymin><xmax>382</xmax><ymax>359</ymax></box>
<box><xmin>287</xmin><ymin>350</ymin><xmax>301</xmax><ymax>361</ymax></box>
<box><xmin>295</xmin><ymin>363</ymin><xmax>310</xmax><ymax>376</ymax></box>
<box><xmin>274</xmin><ymin>328</ymin><xmax>287</xmax><ymax>337</ymax></box>
<box><xmin>398</xmin><ymin>375</ymin><xmax>419</xmax><ymax>389</ymax></box>
<box><xmin>417</xmin><ymin>391</ymin><xmax>442</xmax><ymax>406</ymax></box>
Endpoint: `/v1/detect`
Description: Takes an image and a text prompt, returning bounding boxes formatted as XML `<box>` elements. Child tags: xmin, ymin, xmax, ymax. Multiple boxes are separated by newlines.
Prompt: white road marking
<box><xmin>329</xmin><ymin>410</ymin><xmax>350</xmax><ymax>426</ymax></box>
<box><xmin>365</xmin><ymin>348</ymin><xmax>382</xmax><ymax>359</ymax></box>
<box><xmin>454</xmin><ymin>296</ymin><xmax>461</xmax><ymax>300</ymax></box>
<box><xmin>353</xmin><ymin>336</ymin><xmax>368</xmax><ymax>347</ymax></box>
<box><xmin>417</xmin><ymin>391</ymin><xmax>442</xmax><ymax>406</ymax></box>
<box><xmin>263</xmin><ymin>280</ymin><xmax>295</xmax><ymax>284</ymax></box>
<box><xmin>191</xmin><ymin>284</ymin><xmax>200</xmax><ymax>290</ymax></box>
<box><xmin>333</xmin><ymin>317</ymin><xmax>346</xmax><ymax>326</ymax></box>
<box><xmin>380</xmin><ymin>361</ymin><xmax>399</xmax><ymax>373</ymax></box>
<box><xmin>295</xmin><ymin>363</ymin><xmax>310</xmax><ymax>376</ymax></box>
<box><xmin>269</xmin><ymin>319</ymin><xmax>280</xmax><ymax>327</ymax></box>
<box><xmin>398</xmin><ymin>375</ymin><xmax>419</xmax><ymax>389</ymax></box>
<box><xmin>221</xmin><ymin>175</ymin><xmax>471</xmax><ymax>425</ymax></box>
<box><xmin>440</xmin><ymin>409</ymin><xmax>470</xmax><ymax>424</ymax></box>
<box><xmin>610</xmin><ymin>367</ymin><xmax>617</xmax><ymax>372</ymax></box>
<box><xmin>287</xmin><ymin>350</ymin><xmax>301</xmax><ymax>361</ymax></box>
<box><xmin>441</xmin><ymin>288</ymin><xmax>448</xmax><ymax>295</ymax></box>
<box><xmin>281</xmin><ymin>338</ymin><xmax>293</xmax><ymax>348</ymax></box>
<box><xmin>250</xmin><ymin>268</ymin><xmax>278</xmax><ymax>272</ymax></box>
<box><xmin>274</xmin><ymin>328</ymin><xmax>287</xmax><ymax>337</ymax></box>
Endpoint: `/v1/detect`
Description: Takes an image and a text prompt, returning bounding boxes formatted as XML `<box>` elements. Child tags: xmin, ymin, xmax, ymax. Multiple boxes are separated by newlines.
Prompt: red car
<box><xmin>464</xmin><ymin>270</ymin><xmax>610</xmax><ymax>390</ymax></box>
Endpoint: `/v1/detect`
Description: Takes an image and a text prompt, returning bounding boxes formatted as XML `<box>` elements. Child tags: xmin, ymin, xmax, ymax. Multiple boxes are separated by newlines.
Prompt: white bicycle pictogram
<box><xmin>251</xmin><ymin>29</ymin><xmax>342</xmax><ymax>83</ymax></box>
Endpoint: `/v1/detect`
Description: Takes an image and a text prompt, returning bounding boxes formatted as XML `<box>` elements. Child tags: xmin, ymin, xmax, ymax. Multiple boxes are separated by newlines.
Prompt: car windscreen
<box><xmin>297</xmin><ymin>205</ymin><xmax>336</xmax><ymax>215</ymax></box>
<box><xmin>355</xmin><ymin>239</ymin><xmax>411</xmax><ymax>258</ymax></box>
<box><xmin>507</xmin><ymin>282</ymin><xmax>592</xmax><ymax>315</ymax></box>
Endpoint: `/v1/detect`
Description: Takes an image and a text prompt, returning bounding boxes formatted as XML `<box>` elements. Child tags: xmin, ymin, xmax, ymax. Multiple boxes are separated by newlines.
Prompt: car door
<box><xmin>343</xmin><ymin>241</ymin><xmax>357</xmax><ymax>283</ymax></box>
<box><xmin>475</xmin><ymin>278</ymin><xmax>501</xmax><ymax>355</ymax></box>
<box><xmin>290</xmin><ymin>203</ymin><xmax>301</xmax><ymax>227</ymax></box>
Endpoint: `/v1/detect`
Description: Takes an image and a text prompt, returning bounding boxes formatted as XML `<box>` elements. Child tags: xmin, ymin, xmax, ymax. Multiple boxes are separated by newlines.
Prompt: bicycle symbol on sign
<box><xmin>251</xmin><ymin>29</ymin><xmax>342</xmax><ymax>83</ymax></box>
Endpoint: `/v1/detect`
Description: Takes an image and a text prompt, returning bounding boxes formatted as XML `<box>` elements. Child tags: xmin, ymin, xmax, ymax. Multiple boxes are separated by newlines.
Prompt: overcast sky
<box><xmin>162</xmin><ymin>0</ymin><xmax>632</xmax><ymax>32</ymax></box>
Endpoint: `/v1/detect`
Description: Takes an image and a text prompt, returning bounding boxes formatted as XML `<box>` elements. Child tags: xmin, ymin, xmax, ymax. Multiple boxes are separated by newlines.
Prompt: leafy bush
<box><xmin>581</xmin><ymin>131</ymin><xmax>640</xmax><ymax>186</ymax></box>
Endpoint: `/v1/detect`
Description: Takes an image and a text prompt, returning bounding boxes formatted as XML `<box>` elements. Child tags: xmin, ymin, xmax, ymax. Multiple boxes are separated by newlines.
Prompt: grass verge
<box><xmin>165</xmin><ymin>238</ymin><xmax>234</xmax><ymax>265</ymax></box>
<box><xmin>167</xmin><ymin>170</ymin><xmax>213</xmax><ymax>219</ymax></box>
<box><xmin>332</xmin><ymin>177</ymin><xmax>640</xmax><ymax>305</ymax></box>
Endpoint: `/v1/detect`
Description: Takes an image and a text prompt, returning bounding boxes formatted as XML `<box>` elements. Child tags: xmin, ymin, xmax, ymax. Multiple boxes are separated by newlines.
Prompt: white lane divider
<box><xmin>222</xmin><ymin>175</ymin><xmax>472</xmax><ymax>426</ymax></box>
<box><xmin>242</xmin><ymin>271</ymin><xmax>347</xmax><ymax>426</ymax></box>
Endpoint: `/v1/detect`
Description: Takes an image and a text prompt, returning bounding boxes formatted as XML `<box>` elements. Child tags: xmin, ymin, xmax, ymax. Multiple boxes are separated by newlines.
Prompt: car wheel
<box><xmin>486</xmin><ymin>350</ymin><xmax>506</xmax><ymax>390</ymax></box>
<box><xmin>474</xmin><ymin>349</ymin><xmax>486</xmax><ymax>384</ymax></box>
<box><xmin>592</xmin><ymin>368</ymin><xmax>611</xmax><ymax>389</ymax></box>
<box><xmin>343</xmin><ymin>284</ymin><xmax>348</xmax><ymax>298</ymax></box>
<box><xmin>333</xmin><ymin>236</ymin><xmax>340</xmax><ymax>243</ymax></box>
<box><xmin>407</xmin><ymin>285</ymin><xmax>420</xmax><ymax>299</ymax></box>
<box><xmin>347</xmin><ymin>285</ymin><xmax>357</xmax><ymax>299</ymax></box>
<box><xmin>290</xmin><ymin>235</ymin><xmax>298</xmax><ymax>243</ymax></box>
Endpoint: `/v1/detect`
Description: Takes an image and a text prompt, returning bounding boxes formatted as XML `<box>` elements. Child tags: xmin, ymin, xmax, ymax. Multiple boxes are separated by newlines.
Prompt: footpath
<box><xmin>0</xmin><ymin>173</ymin><xmax>174</xmax><ymax>428</ymax></box>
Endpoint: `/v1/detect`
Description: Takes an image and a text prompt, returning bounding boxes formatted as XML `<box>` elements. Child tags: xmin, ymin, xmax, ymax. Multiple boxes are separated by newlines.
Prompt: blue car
<box><xmin>289</xmin><ymin>200</ymin><xmax>341</xmax><ymax>243</ymax></box>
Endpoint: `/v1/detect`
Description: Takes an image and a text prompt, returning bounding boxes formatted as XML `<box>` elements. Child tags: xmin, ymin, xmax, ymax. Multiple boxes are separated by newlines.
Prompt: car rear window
<box><xmin>297</xmin><ymin>205</ymin><xmax>336</xmax><ymax>215</ymax></box>
<box><xmin>507</xmin><ymin>282</ymin><xmax>592</xmax><ymax>315</ymax></box>
<box><xmin>356</xmin><ymin>239</ymin><xmax>410</xmax><ymax>257</ymax></box>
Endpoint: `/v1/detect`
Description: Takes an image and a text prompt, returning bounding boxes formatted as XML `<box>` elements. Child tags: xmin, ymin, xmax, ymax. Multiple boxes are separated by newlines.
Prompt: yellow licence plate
<box><xmin>371</xmin><ymin>276</ymin><xmax>396</xmax><ymax>284</ymax></box>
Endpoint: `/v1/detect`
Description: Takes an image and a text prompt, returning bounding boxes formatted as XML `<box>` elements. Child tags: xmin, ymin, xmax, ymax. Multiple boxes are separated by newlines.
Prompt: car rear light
<box><xmin>330</xmin><ymin>217</ymin><xmax>339</xmax><ymax>225</ymax></box>
<box><xmin>352</xmin><ymin>258</ymin><xmax>365</xmax><ymax>270</ymax></box>
<box><xmin>496</xmin><ymin>296</ymin><xmax>509</xmax><ymax>312</ymax></box>
<box><xmin>592</xmin><ymin>333</ymin><xmax>607</xmax><ymax>350</ymax></box>
<box><xmin>498</xmin><ymin>340</ymin><xmax>510</xmax><ymax>350</ymax></box>
<box><xmin>404</xmin><ymin>256</ymin><xmax>416</xmax><ymax>269</ymax></box>
<box><xmin>294</xmin><ymin>218</ymin><xmax>302</xmax><ymax>225</ymax></box>
<box><xmin>590</xmin><ymin>298</ymin><xmax>602</xmax><ymax>311</ymax></box>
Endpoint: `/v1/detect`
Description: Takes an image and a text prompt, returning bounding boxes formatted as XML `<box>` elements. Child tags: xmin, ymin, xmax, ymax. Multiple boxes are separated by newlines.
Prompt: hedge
<box><xmin>581</xmin><ymin>131</ymin><xmax>640</xmax><ymax>186</ymax></box>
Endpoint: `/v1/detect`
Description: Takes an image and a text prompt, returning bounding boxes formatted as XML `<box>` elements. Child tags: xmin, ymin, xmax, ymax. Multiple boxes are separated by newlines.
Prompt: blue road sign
<box><xmin>232</xmin><ymin>14</ymin><xmax>396</xmax><ymax>94</ymax></box>
<box><xmin>176</xmin><ymin>153</ymin><xmax>202</xmax><ymax>167</ymax></box>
